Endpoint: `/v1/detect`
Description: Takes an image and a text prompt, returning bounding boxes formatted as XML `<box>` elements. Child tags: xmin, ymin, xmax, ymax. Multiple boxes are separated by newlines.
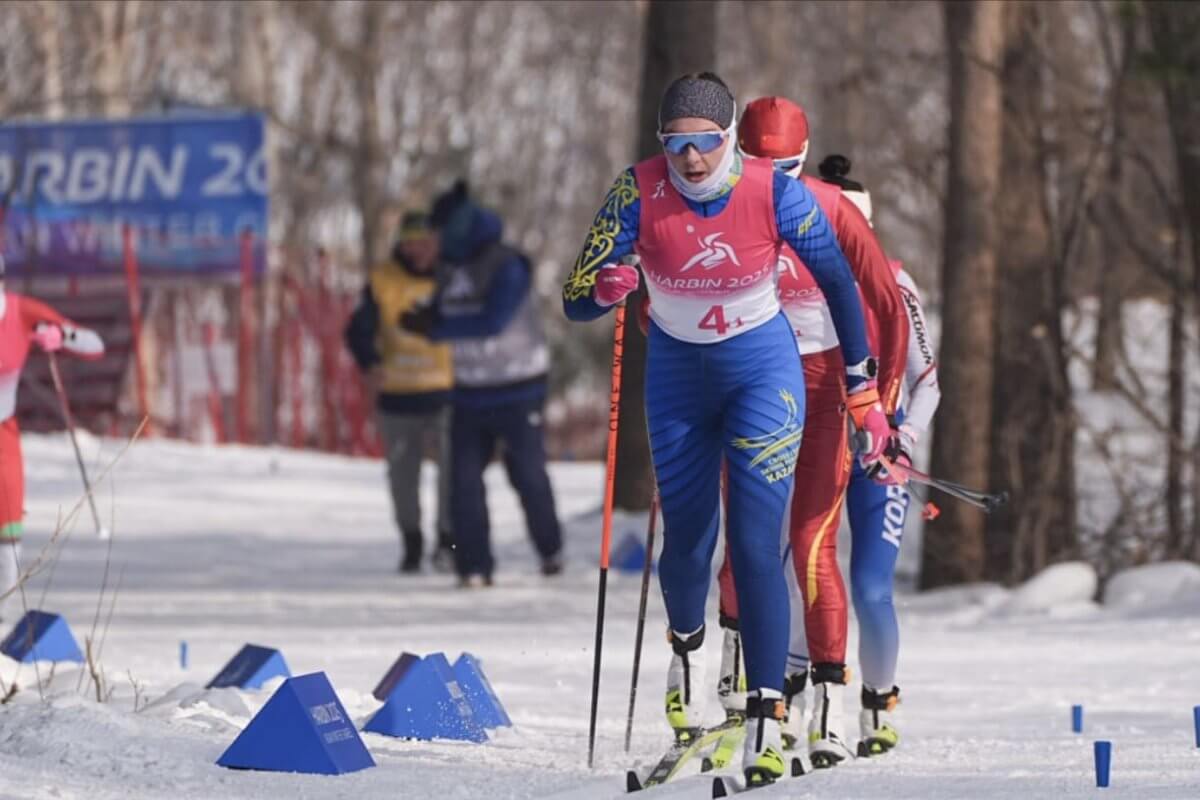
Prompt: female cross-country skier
<box><xmin>562</xmin><ymin>72</ymin><xmax>890</xmax><ymax>787</ymax></box>
<box><xmin>0</xmin><ymin>256</ymin><xmax>105</xmax><ymax>620</ymax></box>
<box><xmin>819</xmin><ymin>154</ymin><xmax>942</xmax><ymax>758</ymax></box>
<box><xmin>714</xmin><ymin>96</ymin><xmax>908</xmax><ymax>768</ymax></box>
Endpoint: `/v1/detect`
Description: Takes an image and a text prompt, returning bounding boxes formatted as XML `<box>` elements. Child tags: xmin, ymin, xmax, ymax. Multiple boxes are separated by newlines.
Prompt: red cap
<box><xmin>738</xmin><ymin>97</ymin><xmax>810</xmax><ymax>159</ymax></box>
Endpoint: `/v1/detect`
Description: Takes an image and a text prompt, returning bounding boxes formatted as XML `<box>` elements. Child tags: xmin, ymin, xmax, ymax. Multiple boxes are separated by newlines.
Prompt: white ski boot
<box><xmin>665</xmin><ymin>626</ymin><xmax>706</xmax><ymax>744</ymax></box>
<box><xmin>742</xmin><ymin>689</ymin><xmax>787</xmax><ymax>787</ymax></box>
<box><xmin>808</xmin><ymin>663</ymin><xmax>856</xmax><ymax>768</ymax></box>
<box><xmin>858</xmin><ymin>685</ymin><xmax>901</xmax><ymax>756</ymax></box>
<box><xmin>716</xmin><ymin>623</ymin><xmax>747</xmax><ymax>717</ymax></box>
<box><xmin>703</xmin><ymin>623</ymin><xmax>748</xmax><ymax>771</ymax></box>
<box><xmin>781</xmin><ymin>670</ymin><xmax>808</xmax><ymax>751</ymax></box>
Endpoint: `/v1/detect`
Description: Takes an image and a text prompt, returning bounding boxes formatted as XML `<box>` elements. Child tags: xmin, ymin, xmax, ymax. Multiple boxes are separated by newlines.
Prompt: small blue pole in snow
<box><xmin>1093</xmin><ymin>740</ymin><xmax>1111</xmax><ymax>788</ymax></box>
<box><xmin>1071</xmin><ymin>704</ymin><xmax>1083</xmax><ymax>733</ymax></box>
<box><xmin>1193</xmin><ymin>706</ymin><xmax>1200</xmax><ymax>748</ymax></box>
<box><xmin>180</xmin><ymin>640</ymin><xmax>188</xmax><ymax>670</ymax></box>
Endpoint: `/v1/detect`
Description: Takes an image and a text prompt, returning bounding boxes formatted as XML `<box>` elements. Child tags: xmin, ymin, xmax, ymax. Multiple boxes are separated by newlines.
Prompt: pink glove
<box><xmin>33</xmin><ymin>323</ymin><xmax>63</xmax><ymax>353</ymax></box>
<box><xmin>846</xmin><ymin>383</ymin><xmax>890</xmax><ymax>466</ymax></box>
<box><xmin>594</xmin><ymin>263</ymin><xmax>640</xmax><ymax>307</ymax></box>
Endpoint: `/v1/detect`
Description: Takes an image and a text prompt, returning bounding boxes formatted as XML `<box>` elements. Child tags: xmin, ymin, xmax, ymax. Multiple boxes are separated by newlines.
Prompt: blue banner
<box><xmin>0</xmin><ymin>112</ymin><xmax>268</xmax><ymax>278</ymax></box>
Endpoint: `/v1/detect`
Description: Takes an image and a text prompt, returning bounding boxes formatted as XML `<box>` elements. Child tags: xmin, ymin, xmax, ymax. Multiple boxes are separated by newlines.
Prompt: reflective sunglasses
<box><xmin>657</xmin><ymin>130</ymin><xmax>729</xmax><ymax>155</ymax></box>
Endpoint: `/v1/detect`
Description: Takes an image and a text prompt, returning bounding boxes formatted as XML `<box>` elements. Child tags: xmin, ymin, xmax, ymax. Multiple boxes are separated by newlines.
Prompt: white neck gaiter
<box><xmin>666</xmin><ymin>127</ymin><xmax>739</xmax><ymax>204</ymax></box>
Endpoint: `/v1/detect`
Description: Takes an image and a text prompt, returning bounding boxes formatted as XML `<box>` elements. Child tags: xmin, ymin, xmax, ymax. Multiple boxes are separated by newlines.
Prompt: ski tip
<box><xmin>625</xmin><ymin>770</ymin><xmax>642</xmax><ymax>793</ymax></box>
<box><xmin>791</xmin><ymin>755</ymin><xmax>808</xmax><ymax>777</ymax></box>
<box><xmin>712</xmin><ymin>776</ymin><xmax>729</xmax><ymax>798</ymax></box>
<box><xmin>700</xmin><ymin>756</ymin><xmax>713</xmax><ymax>773</ymax></box>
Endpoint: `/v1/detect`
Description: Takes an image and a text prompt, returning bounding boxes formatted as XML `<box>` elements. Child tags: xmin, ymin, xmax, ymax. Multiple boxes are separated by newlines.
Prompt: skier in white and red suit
<box><xmin>0</xmin><ymin>256</ymin><xmax>105</xmax><ymax>620</ymax></box>
<box><xmin>714</xmin><ymin>96</ymin><xmax>908</xmax><ymax>767</ymax></box>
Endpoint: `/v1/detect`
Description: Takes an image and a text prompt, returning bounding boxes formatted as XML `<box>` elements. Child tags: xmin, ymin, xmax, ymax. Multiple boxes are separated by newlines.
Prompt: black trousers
<box><xmin>450</xmin><ymin>396</ymin><xmax>563</xmax><ymax>578</ymax></box>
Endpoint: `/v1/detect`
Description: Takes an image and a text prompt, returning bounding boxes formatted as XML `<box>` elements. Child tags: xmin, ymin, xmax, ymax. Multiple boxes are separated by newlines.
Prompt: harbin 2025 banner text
<box><xmin>0</xmin><ymin>112</ymin><xmax>268</xmax><ymax>279</ymax></box>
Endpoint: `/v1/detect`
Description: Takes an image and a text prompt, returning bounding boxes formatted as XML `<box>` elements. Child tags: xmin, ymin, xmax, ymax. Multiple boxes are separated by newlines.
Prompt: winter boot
<box><xmin>400</xmin><ymin>527</ymin><xmax>423</xmax><ymax>573</ymax></box>
<box><xmin>540</xmin><ymin>551</ymin><xmax>564</xmax><ymax>577</ymax></box>
<box><xmin>431</xmin><ymin>543</ymin><xmax>456</xmax><ymax>574</ymax></box>
<box><xmin>808</xmin><ymin>663</ymin><xmax>855</xmax><ymax>768</ymax></box>
<box><xmin>716</xmin><ymin>617</ymin><xmax>747</xmax><ymax>718</ymax></box>
<box><xmin>781</xmin><ymin>670</ymin><xmax>808</xmax><ymax>751</ymax></box>
<box><xmin>742</xmin><ymin>689</ymin><xmax>787</xmax><ymax>788</ymax></box>
<box><xmin>858</xmin><ymin>685</ymin><xmax>901</xmax><ymax>756</ymax></box>
<box><xmin>665</xmin><ymin>626</ymin><xmax>706</xmax><ymax>744</ymax></box>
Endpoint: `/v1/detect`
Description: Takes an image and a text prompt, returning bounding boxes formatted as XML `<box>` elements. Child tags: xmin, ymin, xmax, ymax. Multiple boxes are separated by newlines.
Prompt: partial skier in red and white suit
<box><xmin>715</xmin><ymin>96</ymin><xmax>908</xmax><ymax>768</ymax></box>
<box><xmin>0</xmin><ymin>256</ymin><xmax>105</xmax><ymax>619</ymax></box>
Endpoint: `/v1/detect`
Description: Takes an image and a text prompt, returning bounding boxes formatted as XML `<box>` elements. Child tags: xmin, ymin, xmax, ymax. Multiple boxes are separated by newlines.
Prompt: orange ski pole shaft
<box><xmin>587</xmin><ymin>302</ymin><xmax>626</xmax><ymax>768</ymax></box>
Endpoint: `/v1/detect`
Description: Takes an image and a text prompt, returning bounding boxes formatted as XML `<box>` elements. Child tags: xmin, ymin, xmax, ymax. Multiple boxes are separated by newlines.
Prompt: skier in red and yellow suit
<box><xmin>0</xmin><ymin>257</ymin><xmax>105</xmax><ymax>620</ymax></box>
<box><xmin>714</xmin><ymin>97</ymin><xmax>908</xmax><ymax>768</ymax></box>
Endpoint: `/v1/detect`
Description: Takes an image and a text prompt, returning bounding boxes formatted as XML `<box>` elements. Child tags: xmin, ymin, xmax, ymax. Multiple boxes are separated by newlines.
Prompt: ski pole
<box><xmin>47</xmin><ymin>351</ymin><xmax>108</xmax><ymax>539</ymax></box>
<box><xmin>900</xmin><ymin>463</ymin><xmax>1008</xmax><ymax>513</ymax></box>
<box><xmin>873</xmin><ymin>448</ymin><xmax>1008</xmax><ymax>513</ymax></box>
<box><xmin>588</xmin><ymin>302</ymin><xmax>626</xmax><ymax>769</ymax></box>
<box><xmin>623</xmin><ymin>489</ymin><xmax>658</xmax><ymax>753</ymax></box>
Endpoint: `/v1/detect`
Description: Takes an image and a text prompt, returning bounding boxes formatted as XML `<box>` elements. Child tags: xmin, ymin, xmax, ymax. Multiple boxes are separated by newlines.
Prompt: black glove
<box><xmin>864</xmin><ymin>428</ymin><xmax>914</xmax><ymax>483</ymax></box>
<box><xmin>398</xmin><ymin>303</ymin><xmax>437</xmax><ymax>336</ymax></box>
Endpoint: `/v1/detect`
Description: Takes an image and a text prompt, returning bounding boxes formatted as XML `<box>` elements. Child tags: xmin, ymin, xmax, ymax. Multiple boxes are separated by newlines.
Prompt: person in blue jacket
<box><xmin>401</xmin><ymin>181</ymin><xmax>563</xmax><ymax>587</ymax></box>
<box><xmin>562</xmin><ymin>72</ymin><xmax>890</xmax><ymax>786</ymax></box>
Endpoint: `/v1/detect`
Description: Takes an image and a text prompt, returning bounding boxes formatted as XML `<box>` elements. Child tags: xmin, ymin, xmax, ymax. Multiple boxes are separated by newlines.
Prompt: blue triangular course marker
<box><xmin>206</xmin><ymin>644</ymin><xmax>291</xmax><ymax>690</ymax></box>
<box><xmin>372</xmin><ymin>651</ymin><xmax>421</xmax><ymax>701</ymax></box>
<box><xmin>611</xmin><ymin>531</ymin><xmax>655</xmax><ymax>574</ymax></box>
<box><xmin>453</xmin><ymin>652</ymin><xmax>512</xmax><ymax>729</ymax></box>
<box><xmin>362</xmin><ymin>651</ymin><xmax>487</xmax><ymax>743</ymax></box>
<box><xmin>217</xmin><ymin>671</ymin><xmax>375</xmax><ymax>775</ymax></box>
<box><xmin>0</xmin><ymin>610</ymin><xmax>84</xmax><ymax>664</ymax></box>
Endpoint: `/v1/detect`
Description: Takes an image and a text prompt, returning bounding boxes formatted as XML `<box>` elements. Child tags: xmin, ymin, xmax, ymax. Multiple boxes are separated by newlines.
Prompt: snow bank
<box><xmin>141</xmin><ymin>683</ymin><xmax>251</xmax><ymax>719</ymax></box>
<box><xmin>1102</xmin><ymin>561</ymin><xmax>1200</xmax><ymax>611</ymax></box>
<box><xmin>995</xmin><ymin>562</ymin><xmax>1098</xmax><ymax>616</ymax></box>
<box><xmin>903</xmin><ymin>582</ymin><xmax>1010</xmax><ymax>618</ymax></box>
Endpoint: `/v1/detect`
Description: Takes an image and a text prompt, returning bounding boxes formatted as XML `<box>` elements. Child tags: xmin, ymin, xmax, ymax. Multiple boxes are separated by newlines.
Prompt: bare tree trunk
<box><xmin>97</xmin><ymin>0</ymin><xmax>140</xmax><ymax>116</ymax></box>
<box><xmin>1093</xmin><ymin>9</ymin><xmax>1135</xmax><ymax>391</ymax></box>
<box><xmin>837</xmin><ymin>0</ymin><xmax>868</xmax><ymax>157</ymax></box>
<box><xmin>985</xmin><ymin>1</ymin><xmax>1077</xmax><ymax>583</ymax></box>
<box><xmin>1192</xmin><ymin>418</ymin><xmax>1200</xmax><ymax>561</ymax></box>
<box><xmin>36</xmin><ymin>1</ymin><xmax>64</xmax><ymax>118</ymax></box>
<box><xmin>921</xmin><ymin>0</ymin><xmax>1005</xmax><ymax>589</ymax></box>
<box><xmin>1145</xmin><ymin>2</ymin><xmax>1200</xmax><ymax>562</ymax></box>
<box><xmin>229</xmin><ymin>0</ymin><xmax>282</xmax><ymax>444</ymax></box>
<box><xmin>1166</xmin><ymin>236</ymin><xmax>1185</xmax><ymax>557</ymax></box>
<box><xmin>611</xmin><ymin>0</ymin><xmax>717</xmax><ymax>512</ymax></box>
<box><xmin>353</xmin><ymin>1</ymin><xmax>386</xmax><ymax>267</ymax></box>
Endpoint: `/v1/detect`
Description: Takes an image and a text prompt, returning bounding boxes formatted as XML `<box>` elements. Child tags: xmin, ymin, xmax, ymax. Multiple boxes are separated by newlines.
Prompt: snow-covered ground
<box><xmin>1</xmin><ymin>434</ymin><xmax>1199</xmax><ymax>799</ymax></box>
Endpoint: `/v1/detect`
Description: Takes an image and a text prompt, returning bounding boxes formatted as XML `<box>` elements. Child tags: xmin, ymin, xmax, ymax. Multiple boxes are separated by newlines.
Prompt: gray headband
<box><xmin>658</xmin><ymin>76</ymin><xmax>735</xmax><ymax>131</ymax></box>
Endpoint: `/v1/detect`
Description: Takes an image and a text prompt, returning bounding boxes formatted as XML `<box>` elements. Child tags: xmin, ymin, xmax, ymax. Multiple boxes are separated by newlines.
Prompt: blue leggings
<box><xmin>647</xmin><ymin>313</ymin><xmax>805</xmax><ymax>693</ymax></box>
<box><xmin>847</xmin><ymin>463</ymin><xmax>911</xmax><ymax>691</ymax></box>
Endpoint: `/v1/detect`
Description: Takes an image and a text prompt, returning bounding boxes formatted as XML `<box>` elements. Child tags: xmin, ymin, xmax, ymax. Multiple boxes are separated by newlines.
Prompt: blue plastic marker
<box><xmin>180</xmin><ymin>640</ymin><xmax>188</xmax><ymax>670</ymax></box>
<box><xmin>1094</xmin><ymin>740</ymin><xmax>1111</xmax><ymax>788</ymax></box>
<box><xmin>1193</xmin><ymin>706</ymin><xmax>1199</xmax><ymax>748</ymax></box>
<box><xmin>1071</xmin><ymin>704</ymin><xmax>1083</xmax><ymax>733</ymax></box>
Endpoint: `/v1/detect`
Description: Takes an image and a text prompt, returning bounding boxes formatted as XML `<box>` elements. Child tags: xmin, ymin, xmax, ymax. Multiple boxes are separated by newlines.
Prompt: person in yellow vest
<box><xmin>346</xmin><ymin>211</ymin><xmax>455</xmax><ymax>573</ymax></box>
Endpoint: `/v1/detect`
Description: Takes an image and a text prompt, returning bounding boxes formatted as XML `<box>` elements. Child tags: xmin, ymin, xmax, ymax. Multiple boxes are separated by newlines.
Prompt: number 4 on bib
<box><xmin>699</xmin><ymin>305</ymin><xmax>742</xmax><ymax>336</ymax></box>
